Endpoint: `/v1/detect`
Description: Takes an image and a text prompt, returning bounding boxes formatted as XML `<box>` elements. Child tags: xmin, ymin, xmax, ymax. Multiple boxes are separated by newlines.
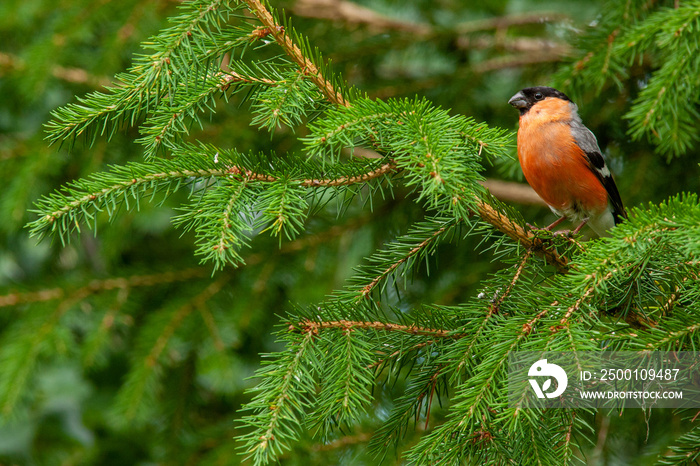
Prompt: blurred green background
<box><xmin>1</xmin><ymin>0</ymin><xmax>697</xmax><ymax>464</ymax></box>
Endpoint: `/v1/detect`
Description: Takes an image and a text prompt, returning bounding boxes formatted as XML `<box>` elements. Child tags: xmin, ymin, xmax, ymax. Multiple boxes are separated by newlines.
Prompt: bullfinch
<box><xmin>508</xmin><ymin>86</ymin><xmax>627</xmax><ymax>236</ymax></box>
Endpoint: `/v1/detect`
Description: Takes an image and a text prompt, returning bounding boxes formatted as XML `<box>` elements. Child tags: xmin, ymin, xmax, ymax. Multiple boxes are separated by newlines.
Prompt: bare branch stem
<box><xmin>41</xmin><ymin>161</ymin><xmax>399</xmax><ymax>225</ymax></box>
<box><xmin>0</xmin><ymin>268</ymin><xmax>207</xmax><ymax>308</ymax></box>
<box><xmin>475</xmin><ymin>201</ymin><xmax>569</xmax><ymax>273</ymax></box>
<box><xmin>291</xmin><ymin>319</ymin><xmax>463</xmax><ymax>338</ymax></box>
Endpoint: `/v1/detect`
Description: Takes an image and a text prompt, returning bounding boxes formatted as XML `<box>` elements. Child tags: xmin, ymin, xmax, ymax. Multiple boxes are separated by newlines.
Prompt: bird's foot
<box><xmin>526</xmin><ymin>222</ymin><xmax>540</xmax><ymax>231</ymax></box>
<box><xmin>551</xmin><ymin>229</ymin><xmax>574</xmax><ymax>237</ymax></box>
<box><xmin>527</xmin><ymin>224</ymin><xmax>577</xmax><ymax>238</ymax></box>
<box><xmin>527</xmin><ymin>223</ymin><xmax>565</xmax><ymax>235</ymax></box>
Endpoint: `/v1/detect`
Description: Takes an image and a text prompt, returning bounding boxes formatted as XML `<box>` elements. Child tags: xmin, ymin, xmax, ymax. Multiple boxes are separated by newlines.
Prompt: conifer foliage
<box><xmin>3</xmin><ymin>0</ymin><xmax>700</xmax><ymax>464</ymax></box>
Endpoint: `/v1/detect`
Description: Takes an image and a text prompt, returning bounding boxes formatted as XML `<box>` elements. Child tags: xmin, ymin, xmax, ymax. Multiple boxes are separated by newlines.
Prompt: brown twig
<box><xmin>143</xmin><ymin>278</ymin><xmax>227</xmax><ymax>370</ymax></box>
<box><xmin>243</xmin><ymin>0</ymin><xmax>350</xmax><ymax>107</ymax></box>
<box><xmin>293</xmin><ymin>0</ymin><xmax>431</xmax><ymax>35</ymax></box>
<box><xmin>0</xmin><ymin>268</ymin><xmax>207</xmax><ymax>308</ymax></box>
<box><xmin>480</xmin><ymin>179</ymin><xmax>545</xmax><ymax>206</ymax></box>
<box><xmin>226</xmin><ymin>160</ymin><xmax>399</xmax><ymax>187</ymax></box>
<box><xmin>473</xmin><ymin>53</ymin><xmax>567</xmax><ymax>73</ymax></box>
<box><xmin>475</xmin><ymin>201</ymin><xmax>569</xmax><ymax>273</ymax></box>
<box><xmin>311</xmin><ymin>432</ymin><xmax>372</xmax><ymax>452</ymax></box>
<box><xmin>661</xmin><ymin>285</ymin><xmax>681</xmax><ymax>317</ymax></box>
<box><xmin>292</xmin><ymin>3</ymin><xmax>568</xmax><ymax>39</ymax></box>
<box><xmin>557</xmin><ymin>271</ymin><xmax>614</xmax><ymax>327</ymax></box>
<box><xmin>291</xmin><ymin>318</ymin><xmax>461</xmax><ymax>338</ymax></box>
<box><xmin>219</xmin><ymin>70</ymin><xmax>278</xmax><ymax>87</ymax></box>
<box><xmin>369</xmin><ymin>340</ymin><xmax>433</xmax><ymax>369</ymax></box>
<box><xmin>455</xmin><ymin>36</ymin><xmax>569</xmax><ymax>55</ymax></box>
<box><xmin>41</xmin><ymin>161</ymin><xmax>399</xmax><ymax>225</ymax></box>
<box><xmin>0</xmin><ymin>51</ymin><xmax>112</xmax><ymax>88</ymax></box>
<box><xmin>454</xmin><ymin>12</ymin><xmax>570</xmax><ymax>34</ymax></box>
<box><xmin>564</xmin><ymin>411</ymin><xmax>576</xmax><ymax>462</ymax></box>
<box><xmin>489</xmin><ymin>250</ymin><xmax>532</xmax><ymax>314</ymax></box>
<box><xmin>521</xmin><ymin>306</ymin><xmax>553</xmax><ymax>335</ymax></box>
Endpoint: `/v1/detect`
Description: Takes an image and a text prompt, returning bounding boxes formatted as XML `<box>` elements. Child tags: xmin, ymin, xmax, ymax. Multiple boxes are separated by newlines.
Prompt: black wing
<box><xmin>570</xmin><ymin>120</ymin><xmax>627</xmax><ymax>224</ymax></box>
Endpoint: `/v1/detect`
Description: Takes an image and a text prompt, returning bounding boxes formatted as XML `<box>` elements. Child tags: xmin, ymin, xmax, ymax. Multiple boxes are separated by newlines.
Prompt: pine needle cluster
<box><xmin>557</xmin><ymin>0</ymin><xmax>700</xmax><ymax>157</ymax></box>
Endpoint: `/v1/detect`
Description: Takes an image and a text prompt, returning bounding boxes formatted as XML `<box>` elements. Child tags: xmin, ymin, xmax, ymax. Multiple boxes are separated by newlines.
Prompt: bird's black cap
<box><xmin>508</xmin><ymin>86</ymin><xmax>572</xmax><ymax>114</ymax></box>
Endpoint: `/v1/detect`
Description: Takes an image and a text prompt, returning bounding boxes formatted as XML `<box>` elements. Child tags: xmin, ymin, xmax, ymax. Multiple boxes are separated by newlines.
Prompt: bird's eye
<box><xmin>534</xmin><ymin>92</ymin><xmax>544</xmax><ymax>100</ymax></box>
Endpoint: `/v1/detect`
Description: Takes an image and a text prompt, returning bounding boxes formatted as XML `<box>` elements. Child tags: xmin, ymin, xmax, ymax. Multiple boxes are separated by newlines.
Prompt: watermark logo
<box><xmin>510</xmin><ymin>352</ymin><xmax>699</xmax><ymax>408</ymax></box>
<box><xmin>528</xmin><ymin>359</ymin><xmax>568</xmax><ymax>399</ymax></box>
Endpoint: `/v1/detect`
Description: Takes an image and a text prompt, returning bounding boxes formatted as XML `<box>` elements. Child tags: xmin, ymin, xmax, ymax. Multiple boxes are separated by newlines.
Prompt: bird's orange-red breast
<box><xmin>508</xmin><ymin>86</ymin><xmax>627</xmax><ymax>236</ymax></box>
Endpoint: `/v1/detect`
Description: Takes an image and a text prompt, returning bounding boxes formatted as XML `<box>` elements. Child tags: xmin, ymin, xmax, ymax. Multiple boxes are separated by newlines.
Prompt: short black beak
<box><xmin>508</xmin><ymin>92</ymin><xmax>527</xmax><ymax>109</ymax></box>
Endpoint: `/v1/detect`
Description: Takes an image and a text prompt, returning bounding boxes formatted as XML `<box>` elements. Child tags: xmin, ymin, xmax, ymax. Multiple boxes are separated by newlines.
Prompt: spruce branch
<box><xmin>238</xmin><ymin>330</ymin><xmax>317</xmax><ymax>464</ymax></box>
<box><xmin>0</xmin><ymin>267</ymin><xmax>213</xmax><ymax>411</ymax></box>
<box><xmin>30</xmin><ymin>162</ymin><xmax>234</xmax><ymax>244</ymax></box>
<box><xmin>489</xmin><ymin>249</ymin><xmax>532</xmax><ymax>314</ymax></box>
<box><xmin>242</xmin><ymin>194</ymin><xmax>700</xmax><ymax>464</ymax></box>
<box><xmin>304</xmin><ymin>96</ymin><xmax>568</xmax><ymax>270</ymax></box>
<box><xmin>448</xmin><ymin>310</ymin><xmax>503</xmax><ymax>386</ymax></box>
<box><xmin>17</xmin><ymin>0</ymin><xmax>700</xmax><ymax>464</ymax></box>
<box><xmin>356</xmin><ymin>220</ymin><xmax>456</xmax><ymax>301</ymax></box>
<box><xmin>256</xmin><ymin>178</ymin><xmax>308</xmax><ymax>242</ymax></box>
<box><xmin>239</xmin><ymin>303</ymin><xmax>469</xmax><ymax>462</ymax></box>
<box><xmin>146</xmin><ymin>278</ymin><xmax>227</xmax><ymax>367</ymax></box>
<box><xmin>368</xmin><ymin>363</ymin><xmax>446</xmax><ymax>457</ymax></box>
<box><xmin>0</xmin><ymin>294</ymin><xmax>87</xmax><ymax>415</ymax></box>
<box><xmin>172</xmin><ymin>177</ymin><xmax>256</xmax><ymax>270</ymax></box>
<box><xmin>368</xmin><ymin>340</ymin><xmax>434</xmax><ymax>370</ymax></box>
<box><xmin>521</xmin><ymin>307</ymin><xmax>553</xmax><ymax>336</ymax></box>
<box><xmin>138</xmin><ymin>64</ymin><xmax>282</xmax><ymax>156</ymax></box>
<box><xmin>81</xmin><ymin>288</ymin><xmax>130</xmax><ymax>368</ymax></box>
<box><xmin>556</xmin><ymin>0</ymin><xmax>700</xmax><ymax>156</ymax></box>
<box><xmin>327</xmin><ymin>216</ymin><xmax>461</xmax><ymax>307</ymax></box>
<box><xmin>474</xmin><ymin>200</ymin><xmax>570</xmax><ymax>273</ymax></box>
<box><xmin>558</xmin><ymin>270</ymin><xmax>614</xmax><ymax>327</ymax></box>
<box><xmin>242</xmin><ymin>0</ymin><xmax>350</xmax><ymax>107</ymax></box>
<box><xmin>114</xmin><ymin>277</ymin><xmax>227</xmax><ymax>426</ymax></box>
<box><xmin>117</xmin><ymin>0</ymin><xmax>570</xmax><ymax>277</ymax></box>
<box><xmin>227</xmin><ymin>159</ymin><xmax>399</xmax><ymax>187</ymax></box>
<box><xmin>290</xmin><ymin>318</ymin><xmax>460</xmax><ymax>339</ymax></box>
<box><xmin>657</xmin><ymin>426</ymin><xmax>700</xmax><ymax>465</ymax></box>
<box><xmin>563</xmin><ymin>412</ymin><xmax>577</xmax><ymax>464</ymax></box>
<box><xmin>406</xmin><ymin>299</ymin><xmax>587</xmax><ymax>464</ymax></box>
<box><xmin>45</xmin><ymin>0</ymin><xmax>258</xmax><ymax>146</ymax></box>
<box><xmin>0</xmin><ymin>264</ymin><xmax>197</xmax><ymax>416</ymax></box>
<box><xmin>29</xmin><ymin>148</ymin><xmax>398</xmax><ymax>256</ymax></box>
<box><xmin>0</xmin><ymin>268</ymin><xmax>206</xmax><ymax>308</ymax></box>
<box><xmin>310</xmin><ymin>327</ymin><xmax>375</xmax><ymax>439</ymax></box>
<box><xmin>643</xmin><ymin>321</ymin><xmax>700</xmax><ymax>352</ymax></box>
<box><xmin>250</xmin><ymin>72</ymin><xmax>322</xmax><ymax>131</ymax></box>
